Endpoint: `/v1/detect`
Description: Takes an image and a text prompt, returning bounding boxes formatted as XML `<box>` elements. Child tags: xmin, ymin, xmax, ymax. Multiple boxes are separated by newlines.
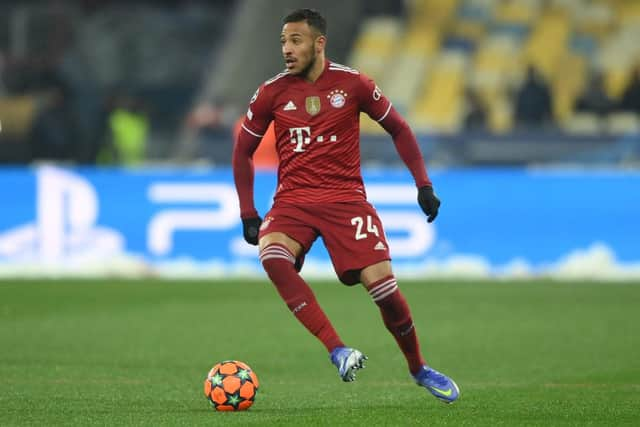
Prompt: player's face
<box><xmin>280</xmin><ymin>21</ymin><xmax>322</xmax><ymax>76</ymax></box>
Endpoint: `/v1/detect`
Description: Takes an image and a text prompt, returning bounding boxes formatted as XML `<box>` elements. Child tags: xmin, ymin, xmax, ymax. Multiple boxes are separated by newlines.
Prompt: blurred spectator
<box><xmin>186</xmin><ymin>102</ymin><xmax>224</xmax><ymax>131</ymax></box>
<box><xmin>0</xmin><ymin>45</ymin><xmax>85</xmax><ymax>163</ymax></box>
<box><xmin>19</xmin><ymin>60</ymin><xmax>80</xmax><ymax>163</ymax></box>
<box><xmin>574</xmin><ymin>71</ymin><xmax>614</xmax><ymax>117</ymax></box>
<box><xmin>0</xmin><ymin>93</ymin><xmax>36</xmax><ymax>163</ymax></box>
<box><xmin>463</xmin><ymin>88</ymin><xmax>487</xmax><ymax>131</ymax></box>
<box><xmin>98</xmin><ymin>92</ymin><xmax>149</xmax><ymax>165</ymax></box>
<box><xmin>619</xmin><ymin>66</ymin><xmax>640</xmax><ymax>114</ymax></box>
<box><xmin>29</xmin><ymin>85</ymin><xmax>79</xmax><ymax>162</ymax></box>
<box><xmin>514</xmin><ymin>65</ymin><xmax>553</xmax><ymax>128</ymax></box>
<box><xmin>184</xmin><ymin>100</ymin><xmax>235</xmax><ymax>163</ymax></box>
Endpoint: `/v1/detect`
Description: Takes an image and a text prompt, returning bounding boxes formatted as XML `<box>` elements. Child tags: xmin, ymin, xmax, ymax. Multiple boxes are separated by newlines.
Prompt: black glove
<box><xmin>242</xmin><ymin>216</ymin><xmax>262</xmax><ymax>245</ymax></box>
<box><xmin>417</xmin><ymin>186</ymin><xmax>441</xmax><ymax>223</ymax></box>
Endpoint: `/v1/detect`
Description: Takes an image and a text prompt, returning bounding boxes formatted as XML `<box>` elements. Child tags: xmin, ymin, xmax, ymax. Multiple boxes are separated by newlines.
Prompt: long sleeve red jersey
<box><xmin>233</xmin><ymin>60</ymin><xmax>431</xmax><ymax>218</ymax></box>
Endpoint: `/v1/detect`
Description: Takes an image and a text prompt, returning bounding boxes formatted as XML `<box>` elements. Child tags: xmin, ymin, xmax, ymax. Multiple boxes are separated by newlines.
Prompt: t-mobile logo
<box><xmin>289</xmin><ymin>127</ymin><xmax>337</xmax><ymax>152</ymax></box>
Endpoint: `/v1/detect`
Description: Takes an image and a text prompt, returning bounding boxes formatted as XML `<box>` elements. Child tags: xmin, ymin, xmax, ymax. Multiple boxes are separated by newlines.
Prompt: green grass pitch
<box><xmin>1</xmin><ymin>279</ymin><xmax>639</xmax><ymax>426</ymax></box>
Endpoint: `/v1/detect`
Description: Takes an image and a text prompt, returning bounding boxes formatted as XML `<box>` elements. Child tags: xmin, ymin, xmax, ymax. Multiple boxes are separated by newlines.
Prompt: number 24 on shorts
<box><xmin>350</xmin><ymin>215</ymin><xmax>379</xmax><ymax>240</ymax></box>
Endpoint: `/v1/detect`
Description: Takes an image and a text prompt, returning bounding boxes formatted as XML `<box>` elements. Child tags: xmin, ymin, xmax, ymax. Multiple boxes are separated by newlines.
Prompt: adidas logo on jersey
<box><xmin>374</xmin><ymin>241</ymin><xmax>387</xmax><ymax>251</ymax></box>
<box><xmin>283</xmin><ymin>100</ymin><xmax>297</xmax><ymax>111</ymax></box>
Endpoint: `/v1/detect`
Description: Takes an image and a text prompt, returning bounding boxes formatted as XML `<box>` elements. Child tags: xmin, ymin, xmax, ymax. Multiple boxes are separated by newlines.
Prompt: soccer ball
<box><xmin>204</xmin><ymin>360</ymin><xmax>259</xmax><ymax>411</ymax></box>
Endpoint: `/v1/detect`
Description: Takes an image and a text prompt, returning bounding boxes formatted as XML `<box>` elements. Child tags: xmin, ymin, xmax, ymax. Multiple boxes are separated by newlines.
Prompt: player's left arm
<box><xmin>358</xmin><ymin>75</ymin><xmax>441</xmax><ymax>222</ymax></box>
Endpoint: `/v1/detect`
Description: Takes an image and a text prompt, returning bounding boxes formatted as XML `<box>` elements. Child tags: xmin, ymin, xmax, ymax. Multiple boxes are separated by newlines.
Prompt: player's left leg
<box><xmin>360</xmin><ymin>262</ymin><xmax>460</xmax><ymax>403</ymax></box>
<box><xmin>360</xmin><ymin>261</ymin><xmax>425</xmax><ymax>374</ymax></box>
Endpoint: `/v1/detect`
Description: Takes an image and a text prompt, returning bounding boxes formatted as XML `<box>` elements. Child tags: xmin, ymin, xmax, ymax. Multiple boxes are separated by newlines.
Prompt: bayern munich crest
<box><xmin>328</xmin><ymin>89</ymin><xmax>347</xmax><ymax>108</ymax></box>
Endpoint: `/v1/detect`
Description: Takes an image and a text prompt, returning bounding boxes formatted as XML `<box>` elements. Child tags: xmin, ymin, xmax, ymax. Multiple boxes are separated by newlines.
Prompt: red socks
<box><xmin>260</xmin><ymin>243</ymin><xmax>344</xmax><ymax>352</ymax></box>
<box><xmin>368</xmin><ymin>275</ymin><xmax>425</xmax><ymax>375</ymax></box>
<box><xmin>260</xmin><ymin>244</ymin><xmax>424</xmax><ymax>374</ymax></box>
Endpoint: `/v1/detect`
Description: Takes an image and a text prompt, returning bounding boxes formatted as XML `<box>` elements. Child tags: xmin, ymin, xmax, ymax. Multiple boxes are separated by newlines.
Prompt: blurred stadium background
<box><xmin>0</xmin><ymin>0</ymin><xmax>639</xmax><ymax>278</ymax></box>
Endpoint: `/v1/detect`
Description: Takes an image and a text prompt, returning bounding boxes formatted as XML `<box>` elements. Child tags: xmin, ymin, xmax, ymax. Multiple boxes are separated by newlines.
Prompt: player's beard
<box><xmin>299</xmin><ymin>48</ymin><xmax>317</xmax><ymax>79</ymax></box>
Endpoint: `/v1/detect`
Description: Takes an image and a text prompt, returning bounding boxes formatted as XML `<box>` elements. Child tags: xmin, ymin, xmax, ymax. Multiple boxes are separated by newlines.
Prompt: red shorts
<box><xmin>258</xmin><ymin>201</ymin><xmax>391</xmax><ymax>285</ymax></box>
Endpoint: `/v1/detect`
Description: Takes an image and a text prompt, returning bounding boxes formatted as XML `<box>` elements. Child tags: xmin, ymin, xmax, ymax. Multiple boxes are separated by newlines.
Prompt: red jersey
<box><xmin>241</xmin><ymin>60</ymin><xmax>393</xmax><ymax>205</ymax></box>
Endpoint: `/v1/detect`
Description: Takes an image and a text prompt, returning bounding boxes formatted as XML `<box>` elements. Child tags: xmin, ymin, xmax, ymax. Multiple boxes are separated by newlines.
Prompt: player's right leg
<box><xmin>259</xmin><ymin>232</ymin><xmax>365</xmax><ymax>380</ymax></box>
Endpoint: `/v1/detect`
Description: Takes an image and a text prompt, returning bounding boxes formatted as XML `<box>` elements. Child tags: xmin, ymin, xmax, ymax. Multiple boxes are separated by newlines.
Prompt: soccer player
<box><xmin>232</xmin><ymin>9</ymin><xmax>459</xmax><ymax>403</ymax></box>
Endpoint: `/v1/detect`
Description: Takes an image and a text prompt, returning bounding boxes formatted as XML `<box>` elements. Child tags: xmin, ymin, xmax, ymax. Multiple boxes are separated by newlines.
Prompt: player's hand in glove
<box><xmin>417</xmin><ymin>186</ymin><xmax>441</xmax><ymax>223</ymax></box>
<box><xmin>242</xmin><ymin>217</ymin><xmax>262</xmax><ymax>245</ymax></box>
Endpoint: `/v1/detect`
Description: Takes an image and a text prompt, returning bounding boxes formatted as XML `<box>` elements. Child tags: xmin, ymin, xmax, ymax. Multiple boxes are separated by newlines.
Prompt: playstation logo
<box><xmin>0</xmin><ymin>166</ymin><xmax>124</xmax><ymax>264</ymax></box>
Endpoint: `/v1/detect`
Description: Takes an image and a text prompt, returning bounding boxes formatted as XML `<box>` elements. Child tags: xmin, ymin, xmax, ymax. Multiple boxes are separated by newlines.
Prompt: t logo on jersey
<box><xmin>289</xmin><ymin>127</ymin><xmax>337</xmax><ymax>152</ymax></box>
<box><xmin>290</xmin><ymin>127</ymin><xmax>311</xmax><ymax>152</ymax></box>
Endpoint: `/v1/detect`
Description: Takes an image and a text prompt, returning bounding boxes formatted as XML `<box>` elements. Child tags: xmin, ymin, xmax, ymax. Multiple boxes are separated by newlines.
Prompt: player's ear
<box><xmin>315</xmin><ymin>35</ymin><xmax>326</xmax><ymax>53</ymax></box>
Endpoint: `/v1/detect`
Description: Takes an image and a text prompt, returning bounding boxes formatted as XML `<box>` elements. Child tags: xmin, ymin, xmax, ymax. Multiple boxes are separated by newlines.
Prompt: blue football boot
<box><xmin>330</xmin><ymin>347</ymin><xmax>367</xmax><ymax>382</ymax></box>
<box><xmin>413</xmin><ymin>366</ymin><xmax>460</xmax><ymax>403</ymax></box>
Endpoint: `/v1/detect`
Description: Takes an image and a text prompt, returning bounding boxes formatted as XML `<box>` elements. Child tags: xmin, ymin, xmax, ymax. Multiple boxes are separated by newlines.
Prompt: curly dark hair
<box><xmin>283</xmin><ymin>9</ymin><xmax>327</xmax><ymax>36</ymax></box>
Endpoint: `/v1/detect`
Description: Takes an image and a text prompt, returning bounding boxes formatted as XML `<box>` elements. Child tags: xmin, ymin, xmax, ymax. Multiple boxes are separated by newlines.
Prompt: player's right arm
<box><xmin>232</xmin><ymin>84</ymin><xmax>274</xmax><ymax>244</ymax></box>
